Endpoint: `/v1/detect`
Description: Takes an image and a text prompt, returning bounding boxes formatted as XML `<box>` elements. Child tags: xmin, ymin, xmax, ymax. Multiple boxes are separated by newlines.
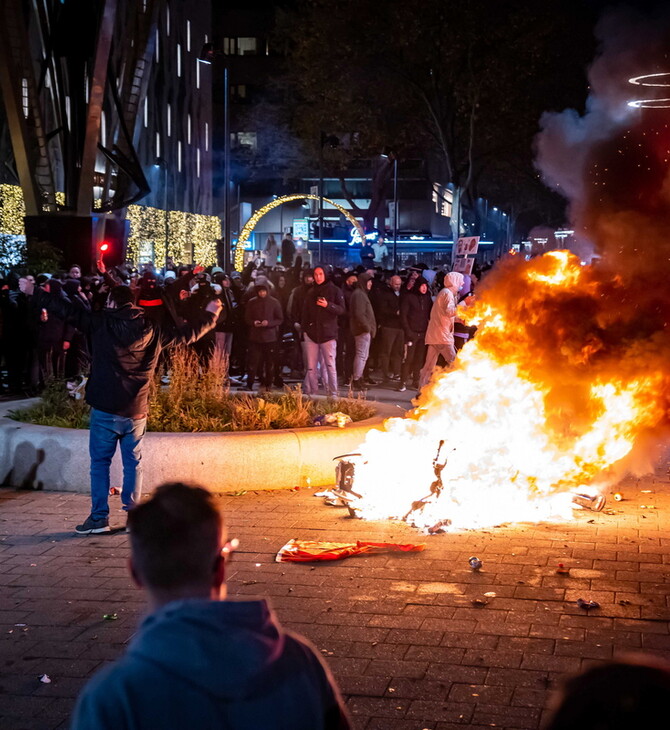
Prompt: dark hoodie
<box><xmin>400</xmin><ymin>276</ymin><xmax>432</xmax><ymax>339</ymax></box>
<box><xmin>34</xmin><ymin>291</ymin><xmax>216</xmax><ymax>417</ymax></box>
<box><xmin>71</xmin><ymin>599</ymin><xmax>350</xmax><ymax>730</ymax></box>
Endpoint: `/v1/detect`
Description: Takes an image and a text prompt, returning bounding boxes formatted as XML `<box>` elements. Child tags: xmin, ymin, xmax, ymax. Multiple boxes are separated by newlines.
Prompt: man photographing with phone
<box><xmin>19</xmin><ymin>275</ymin><xmax>222</xmax><ymax>534</ymax></box>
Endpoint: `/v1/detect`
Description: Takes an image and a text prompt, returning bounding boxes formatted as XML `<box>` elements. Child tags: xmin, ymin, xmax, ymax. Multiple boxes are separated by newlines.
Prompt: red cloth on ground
<box><xmin>276</xmin><ymin>539</ymin><xmax>425</xmax><ymax>563</ymax></box>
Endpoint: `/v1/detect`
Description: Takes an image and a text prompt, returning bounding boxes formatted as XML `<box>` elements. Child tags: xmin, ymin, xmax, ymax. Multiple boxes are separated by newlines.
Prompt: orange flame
<box><xmin>350</xmin><ymin>250</ymin><xmax>667</xmax><ymax>530</ymax></box>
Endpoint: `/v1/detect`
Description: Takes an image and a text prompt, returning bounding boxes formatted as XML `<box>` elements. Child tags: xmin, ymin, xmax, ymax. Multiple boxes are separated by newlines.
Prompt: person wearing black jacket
<box><xmin>399</xmin><ymin>276</ymin><xmax>432</xmax><ymax>391</ymax></box>
<box><xmin>242</xmin><ymin>284</ymin><xmax>284</xmax><ymax>392</ymax></box>
<box><xmin>19</xmin><ymin>277</ymin><xmax>221</xmax><ymax>535</ymax></box>
<box><xmin>300</xmin><ymin>266</ymin><xmax>345</xmax><ymax>398</ymax></box>
<box><xmin>375</xmin><ymin>274</ymin><xmax>405</xmax><ymax>385</ymax></box>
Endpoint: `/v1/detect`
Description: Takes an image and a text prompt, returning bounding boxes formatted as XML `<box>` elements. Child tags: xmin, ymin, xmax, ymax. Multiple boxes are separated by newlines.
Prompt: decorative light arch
<box><xmin>233</xmin><ymin>194</ymin><xmax>365</xmax><ymax>270</ymax></box>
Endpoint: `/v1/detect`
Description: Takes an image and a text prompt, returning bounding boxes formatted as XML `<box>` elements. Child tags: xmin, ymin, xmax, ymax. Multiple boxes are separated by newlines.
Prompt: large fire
<box><xmin>346</xmin><ymin>250</ymin><xmax>668</xmax><ymax>530</ymax></box>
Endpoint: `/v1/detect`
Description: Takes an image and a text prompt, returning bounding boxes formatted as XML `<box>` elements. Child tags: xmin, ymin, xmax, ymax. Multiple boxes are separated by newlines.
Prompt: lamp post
<box><xmin>154</xmin><ymin>157</ymin><xmax>169</xmax><ymax>271</ymax></box>
<box><xmin>392</xmin><ymin>154</ymin><xmax>399</xmax><ymax>271</ymax></box>
<box><xmin>199</xmin><ymin>43</ymin><xmax>231</xmax><ymax>270</ymax></box>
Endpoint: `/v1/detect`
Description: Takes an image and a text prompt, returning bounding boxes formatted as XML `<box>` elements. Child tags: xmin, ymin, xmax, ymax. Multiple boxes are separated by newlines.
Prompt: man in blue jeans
<box><xmin>19</xmin><ymin>278</ymin><xmax>221</xmax><ymax>534</ymax></box>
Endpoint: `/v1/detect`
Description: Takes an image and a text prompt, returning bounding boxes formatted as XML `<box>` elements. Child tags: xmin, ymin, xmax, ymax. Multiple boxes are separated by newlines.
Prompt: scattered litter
<box><xmin>14</xmin><ymin>624</ymin><xmax>26</xmax><ymax>627</ymax></box>
<box><xmin>276</xmin><ymin>539</ymin><xmax>425</xmax><ymax>563</ymax></box>
<box><xmin>587</xmin><ymin>519</ymin><xmax>595</xmax><ymax>524</ymax></box>
<box><xmin>255</xmin><ymin>563</ymin><xmax>262</xmax><ymax>567</ymax></box>
<box><xmin>103</xmin><ymin>613</ymin><xmax>118</xmax><ymax>621</ymax></box>
<box><xmin>312</xmin><ymin>412</ymin><xmax>352</xmax><ymax>428</ymax></box>
<box><xmin>556</xmin><ymin>563</ymin><xmax>570</xmax><ymax>576</ymax></box>
<box><xmin>388</xmin><ymin>687</ymin><xmax>396</xmax><ymax>693</ymax></box>
<box><xmin>471</xmin><ymin>598</ymin><xmax>488</xmax><ymax>606</ymax></box>
<box><xmin>613</xmin><ymin>492</ymin><xmax>623</xmax><ymax>501</ymax></box>
<box><xmin>468</xmin><ymin>556</ymin><xmax>483</xmax><ymax>571</ymax></box>
<box><xmin>640</xmin><ymin>505</ymin><xmax>657</xmax><ymax>509</ymax></box>
<box><xmin>619</xmin><ymin>599</ymin><xmax>631</xmax><ymax>606</ymax></box>
<box><xmin>109</xmin><ymin>487</ymin><xmax>120</xmax><ymax>495</ymax></box>
<box><xmin>641</xmin><ymin>490</ymin><xmax>652</xmax><ymax>493</ymax></box>
<box><xmin>483</xmin><ymin>592</ymin><xmax>497</xmax><ymax>598</ymax></box>
<box><xmin>292</xmin><ymin>486</ymin><xmax>300</xmax><ymax>491</ymax></box>
<box><xmin>229</xmin><ymin>490</ymin><xmax>247</xmax><ymax>497</ymax></box>
<box><xmin>314</xmin><ymin>490</ymin><xmax>337</xmax><ymax>498</ymax></box>
<box><xmin>39</xmin><ymin>674</ymin><xmax>51</xmax><ymax>684</ymax></box>
<box><xmin>576</xmin><ymin>598</ymin><xmax>600</xmax><ymax>610</ymax></box>
<box><xmin>241</xmin><ymin>580</ymin><xmax>258</xmax><ymax>586</ymax></box>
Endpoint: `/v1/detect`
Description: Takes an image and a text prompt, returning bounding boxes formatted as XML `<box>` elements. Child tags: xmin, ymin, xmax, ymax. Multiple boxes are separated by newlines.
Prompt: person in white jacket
<box><xmin>418</xmin><ymin>271</ymin><xmax>464</xmax><ymax>389</ymax></box>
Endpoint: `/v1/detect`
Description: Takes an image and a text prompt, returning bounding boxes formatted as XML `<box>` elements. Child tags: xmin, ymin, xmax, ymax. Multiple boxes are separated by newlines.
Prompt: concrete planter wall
<box><xmin>0</xmin><ymin>399</ymin><xmax>399</xmax><ymax>493</ymax></box>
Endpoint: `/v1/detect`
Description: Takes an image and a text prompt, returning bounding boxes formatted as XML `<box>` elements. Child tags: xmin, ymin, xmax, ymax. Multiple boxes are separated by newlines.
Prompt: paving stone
<box><xmin>1</xmin><ymin>483</ymin><xmax>670</xmax><ymax>730</ymax></box>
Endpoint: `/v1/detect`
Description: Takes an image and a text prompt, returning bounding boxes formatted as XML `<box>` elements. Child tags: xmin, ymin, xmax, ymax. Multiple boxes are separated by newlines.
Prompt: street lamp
<box><xmin>199</xmin><ymin>43</ymin><xmax>231</xmax><ymax>271</ymax></box>
<box><xmin>154</xmin><ymin>158</ymin><xmax>169</xmax><ymax>271</ymax></box>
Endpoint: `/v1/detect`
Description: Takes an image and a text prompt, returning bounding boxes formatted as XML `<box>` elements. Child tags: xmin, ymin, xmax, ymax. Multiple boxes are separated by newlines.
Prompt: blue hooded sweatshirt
<box><xmin>70</xmin><ymin>599</ymin><xmax>350</xmax><ymax>730</ymax></box>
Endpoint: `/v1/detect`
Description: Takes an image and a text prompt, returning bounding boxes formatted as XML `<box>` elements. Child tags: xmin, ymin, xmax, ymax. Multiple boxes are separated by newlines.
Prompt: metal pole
<box><xmin>319</xmin><ymin>137</ymin><xmax>324</xmax><ymax>263</ymax></box>
<box><xmin>163</xmin><ymin>163</ymin><xmax>169</xmax><ymax>271</ymax></box>
<box><xmin>223</xmin><ymin>66</ymin><xmax>231</xmax><ymax>270</ymax></box>
<box><xmin>392</xmin><ymin>156</ymin><xmax>398</xmax><ymax>271</ymax></box>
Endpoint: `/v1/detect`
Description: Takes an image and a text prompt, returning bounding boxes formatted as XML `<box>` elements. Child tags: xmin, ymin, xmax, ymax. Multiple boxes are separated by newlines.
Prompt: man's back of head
<box><xmin>127</xmin><ymin>482</ymin><xmax>225</xmax><ymax>605</ymax></box>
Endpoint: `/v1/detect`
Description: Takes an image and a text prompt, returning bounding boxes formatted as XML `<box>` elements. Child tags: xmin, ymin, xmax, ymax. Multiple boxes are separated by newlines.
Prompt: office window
<box><xmin>65</xmin><ymin>95</ymin><xmax>71</xmax><ymax>128</ymax></box>
<box><xmin>196</xmin><ymin>148</ymin><xmax>200</xmax><ymax>177</ymax></box>
<box><xmin>205</xmin><ymin>123</ymin><xmax>209</xmax><ymax>151</ymax></box>
<box><xmin>166</xmin><ymin>3</ymin><xmax>170</xmax><ymax>35</ymax></box>
<box><xmin>177</xmin><ymin>44</ymin><xmax>182</xmax><ymax>77</ymax></box>
<box><xmin>232</xmin><ymin>132</ymin><xmax>257</xmax><ymax>150</ymax></box>
<box><xmin>156</xmin><ymin>132</ymin><xmax>160</xmax><ymax>157</ymax></box>
<box><xmin>167</xmin><ymin>103</ymin><xmax>171</xmax><ymax>136</ymax></box>
<box><xmin>196</xmin><ymin>58</ymin><xmax>200</xmax><ymax>89</ymax></box>
<box><xmin>155</xmin><ymin>29</ymin><xmax>159</xmax><ymax>62</ymax></box>
<box><xmin>101</xmin><ymin>110</ymin><xmax>106</xmax><ymax>144</ymax></box>
<box><xmin>186</xmin><ymin>20</ymin><xmax>191</xmax><ymax>52</ymax></box>
<box><xmin>237</xmin><ymin>37</ymin><xmax>257</xmax><ymax>55</ymax></box>
<box><xmin>187</xmin><ymin>114</ymin><xmax>192</xmax><ymax>143</ymax></box>
<box><xmin>177</xmin><ymin>141</ymin><xmax>182</xmax><ymax>172</ymax></box>
<box><xmin>144</xmin><ymin>97</ymin><xmax>148</xmax><ymax>127</ymax></box>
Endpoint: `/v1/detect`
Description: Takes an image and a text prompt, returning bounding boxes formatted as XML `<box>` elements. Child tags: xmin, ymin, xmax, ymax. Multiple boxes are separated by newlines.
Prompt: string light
<box><xmin>233</xmin><ymin>194</ymin><xmax>364</xmax><ymax>270</ymax></box>
<box><xmin>0</xmin><ymin>184</ymin><xmax>220</xmax><ymax>267</ymax></box>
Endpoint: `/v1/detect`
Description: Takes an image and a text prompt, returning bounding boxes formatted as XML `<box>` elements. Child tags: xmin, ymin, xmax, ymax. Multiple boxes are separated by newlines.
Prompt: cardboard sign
<box><xmin>453</xmin><ymin>256</ymin><xmax>474</xmax><ymax>275</ymax></box>
<box><xmin>455</xmin><ymin>236</ymin><xmax>480</xmax><ymax>256</ymax></box>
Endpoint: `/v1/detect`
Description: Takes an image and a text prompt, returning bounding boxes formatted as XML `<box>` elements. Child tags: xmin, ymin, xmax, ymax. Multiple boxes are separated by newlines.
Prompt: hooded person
<box><xmin>399</xmin><ymin>275</ymin><xmax>433</xmax><ymax>391</ymax></box>
<box><xmin>348</xmin><ymin>271</ymin><xmax>376</xmax><ymax>391</ymax></box>
<box><xmin>241</xmin><ymin>282</ymin><xmax>284</xmax><ymax>392</ymax></box>
<box><xmin>418</xmin><ymin>270</ymin><xmax>464</xmax><ymax>390</ymax></box>
<box><xmin>300</xmin><ymin>265</ymin><xmax>345</xmax><ymax>398</ymax></box>
<box><xmin>70</xmin><ymin>482</ymin><xmax>351</xmax><ymax>730</ymax></box>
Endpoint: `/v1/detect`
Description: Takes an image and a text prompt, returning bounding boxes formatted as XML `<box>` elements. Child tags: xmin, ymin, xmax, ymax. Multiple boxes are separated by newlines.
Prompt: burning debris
<box><xmin>326</xmin><ymin>9</ymin><xmax>670</xmax><ymax>533</ymax></box>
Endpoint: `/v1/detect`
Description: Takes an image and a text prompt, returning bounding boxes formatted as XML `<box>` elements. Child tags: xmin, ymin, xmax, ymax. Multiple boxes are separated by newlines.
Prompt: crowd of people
<box><xmin>0</xmin><ymin>247</ymin><xmax>481</xmax><ymax>399</ymax></box>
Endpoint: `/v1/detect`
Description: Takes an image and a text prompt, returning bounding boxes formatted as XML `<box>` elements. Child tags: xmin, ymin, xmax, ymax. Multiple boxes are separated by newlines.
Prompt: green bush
<box><xmin>9</xmin><ymin>346</ymin><xmax>376</xmax><ymax>432</ymax></box>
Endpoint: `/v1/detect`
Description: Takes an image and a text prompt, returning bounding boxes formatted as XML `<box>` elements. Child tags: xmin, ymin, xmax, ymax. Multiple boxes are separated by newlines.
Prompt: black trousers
<box><xmin>400</xmin><ymin>334</ymin><xmax>426</xmax><ymax>386</ymax></box>
<box><xmin>378</xmin><ymin>326</ymin><xmax>404</xmax><ymax>378</ymax></box>
<box><xmin>247</xmin><ymin>341</ymin><xmax>277</xmax><ymax>388</ymax></box>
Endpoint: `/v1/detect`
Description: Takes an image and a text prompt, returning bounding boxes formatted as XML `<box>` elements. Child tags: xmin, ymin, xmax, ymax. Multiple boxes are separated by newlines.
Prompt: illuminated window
<box><xmin>177</xmin><ymin>44</ymin><xmax>182</xmax><ymax>77</ymax></box>
<box><xmin>65</xmin><ymin>95</ymin><xmax>71</xmax><ymax>129</ymax></box>
<box><xmin>21</xmin><ymin>78</ymin><xmax>29</xmax><ymax>118</ymax></box>
<box><xmin>156</xmin><ymin>132</ymin><xmax>161</xmax><ymax>157</ymax></box>
<box><xmin>196</xmin><ymin>59</ymin><xmax>200</xmax><ymax>88</ymax></box>
<box><xmin>178</xmin><ymin>141</ymin><xmax>182</xmax><ymax>172</ymax></box>
<box><xmin>167</xmin><ymin>103</ymin><xmax>171</xmax><ymax>136</ymax></box>
<box><xmin>186</xmin><ymin>20</ymin><xmax>191</xmax><ymax>51</ymax></box>
<box><xmin>196</xmin><ymin>148</ymin><xmax>200</xmax><ymax>177</ymax></box>
<box><xmin>223</xmin><ymin>37</ymin><xmax>258</xmax><ymax>55</ymax></box>
<box><xmin>232</xmin><ymin>132</ymin><xmax>257</xmax><ymax>150</ymax></box>
<box><xmin>155</xmin><ymin>29</ymin><xmax>159</xmax><ymax>62</ymax></box>
<box><xmin>205</xmin><ymin>123</ymin><xmax>209</xmax><ymax>151</ymax></box>
<box><xmin>187</xmin><ymin>114</ymin><xmax>192</xmax><ymax>143</ymax></box>
<box><xmin>166</xmin><ymin>3</ymin><xmax>170</xmax><ymax>35</ymax></box>
<box><xmin>144</xmin><ymin>97</ymin><xmax>148</xmax><ymax>127</ymax></box>
<box><xmin>101</xmin><ymin>111</ymin><xmax>106</xmax><ymax>144</ymax></box>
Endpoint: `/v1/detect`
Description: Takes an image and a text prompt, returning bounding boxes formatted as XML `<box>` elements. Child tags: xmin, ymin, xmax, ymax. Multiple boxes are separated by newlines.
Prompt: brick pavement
<box><xmin>1</xmin><ymin>468</ymin><xmax>670</xmax><ymax>730</ymax></box>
